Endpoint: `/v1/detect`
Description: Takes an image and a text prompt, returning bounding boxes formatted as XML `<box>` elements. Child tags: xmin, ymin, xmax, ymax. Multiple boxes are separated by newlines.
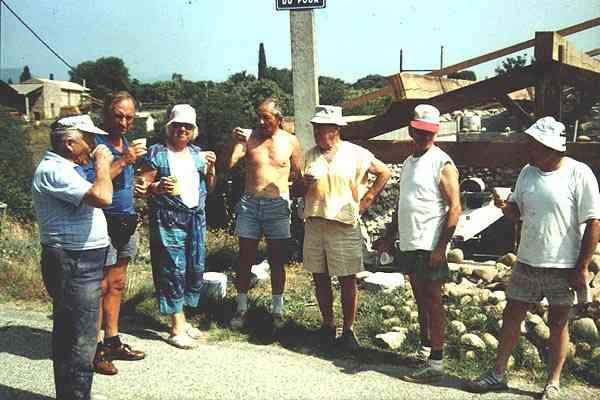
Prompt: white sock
<box><xmin>236</xmin><ymin>293</ymin><xmax>248</xmax><ymax>313</ymax></box>
<box><xmin>428</xmin><ymin>358</ymin><xmax>443</xmax><ymax>371</ymax></box>
<box><xmin>272</xmin><ymin>294</ymin><xmax>284</xmax><ymax>315</ymax></box>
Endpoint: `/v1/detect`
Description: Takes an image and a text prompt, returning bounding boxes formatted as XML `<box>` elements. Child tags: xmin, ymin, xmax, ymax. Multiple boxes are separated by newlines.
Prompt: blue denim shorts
<box><xmin>106</xmin><ymin>230</ymin><xmax>138</xmax><ymax>266</ymax></box>
<box><xmin>235</xmin><ymin>193</ymin><xmax>291</xmax><ymax>240</ymax></box>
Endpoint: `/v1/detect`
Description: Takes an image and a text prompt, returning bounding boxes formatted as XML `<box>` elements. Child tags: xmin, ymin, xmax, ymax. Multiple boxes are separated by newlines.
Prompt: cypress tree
<box><xmin>258</xmin><ymin>43</ymin><xmax>267</xmax><ymax>80</ymax></box>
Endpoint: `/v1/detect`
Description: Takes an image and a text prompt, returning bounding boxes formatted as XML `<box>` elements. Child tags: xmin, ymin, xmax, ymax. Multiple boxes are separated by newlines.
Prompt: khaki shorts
<box><xmin>303</xmin><ymin>218</ymin><xmax>364</xmax><ymax>277</ymax></box>
<box><xmin>506</xmin><ymin>262</ymin><xmax>574</xmax><ymax>306</ymax></box>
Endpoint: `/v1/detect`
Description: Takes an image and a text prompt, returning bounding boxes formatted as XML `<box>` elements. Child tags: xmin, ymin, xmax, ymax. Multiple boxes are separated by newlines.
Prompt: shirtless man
<box><xmin>225</xmin><ymin>97</ymin><xmax>302</xmax><ymax>330</ymax></box>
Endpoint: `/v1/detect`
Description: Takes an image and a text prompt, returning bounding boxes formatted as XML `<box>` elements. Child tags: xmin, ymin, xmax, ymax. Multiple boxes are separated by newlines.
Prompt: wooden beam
<box><xmin>535</xmin><ymin>32</ymin><xmax>600</xmax><ymax>74</ymax></box>
<box><xmin>587</xmin><ymin>48</ymin><xmax>600</xmax><ymax>57</ymax></box>
<box><xmin>427</xmin><ymin>17</ymin><xmax>600</xmax><ymax>77</ymax></box>
<box><xmin>341</xmin><ymin>18</ymin><xmax>600</xmax><ymax>109</ymax></box>
<box><xmin>340</xmin><ymin>86</ymin><xmax>393</xmax><ymax>108</ymax></box>
<box><xmin>342</xmin><ymin>66</ymin><xmax>537</xmax><ymax>140</ymax></box>
<box><xmin>496</xmin><ymin>94</ymin><xmax>534</xmax><ymax>126</ymax></box>
<box><xmin>353</xmin><ymin>139</ymin><xmax>600</xmax><ymax>169</ymax></box>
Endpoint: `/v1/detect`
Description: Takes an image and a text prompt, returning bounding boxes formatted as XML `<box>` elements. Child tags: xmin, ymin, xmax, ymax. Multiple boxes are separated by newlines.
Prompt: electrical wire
<box><xmin>0</xmin><ymin>0</ymin><xmax>74</xmax><ymax>72</ymax></box>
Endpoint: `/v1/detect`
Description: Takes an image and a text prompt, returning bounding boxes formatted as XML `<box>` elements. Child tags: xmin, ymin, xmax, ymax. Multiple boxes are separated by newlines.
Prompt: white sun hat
<box><xmin>57</xmin><ymin>114</ymin><xmax>109</xmax><ymax>135</ymax></box>
<box><xmin>524</xmin><ymin>116</ymin><xmax>566</xmax><ymax>152</ymax></box>
<box><xmin>310</xmin><ymin>105</ymin><xmax>347</xmax><ymax>127</ymax></box>
<box><xmin>166</xmin><ymin>104</ymin><xmax>197</xmax><ymax>128</ymax></box>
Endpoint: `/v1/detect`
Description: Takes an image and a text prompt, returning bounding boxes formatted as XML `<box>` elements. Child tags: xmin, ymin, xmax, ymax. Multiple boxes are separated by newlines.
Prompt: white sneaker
<box><xmin>185</xmin><ymin>323</ymin><xmax>204</xmax><ymax>340</ymax></box>
<box><xmin>166</xmin><ymin>333</ymin><xmax>198</xmax><ymax>349</ymax></box>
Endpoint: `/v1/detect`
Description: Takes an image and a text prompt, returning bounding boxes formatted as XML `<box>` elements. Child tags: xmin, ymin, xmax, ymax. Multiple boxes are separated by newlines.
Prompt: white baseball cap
<box><xmin>166</xmin><ymin>104</ymin><xmax>197</xmax><ymax>128</ymax></box>
<box><xmin>524</xmin><ymin>116</ymin><xmax>566</xmax><ymax>152</ymax></box>
<box><xmin>410</xmin><ymin>104</ymin><xmax>440</xmax><ymax>133</ymax></box>
<box><xmin>310</xmin><ymin>105</ymin><xmax>347</xmax><ymax>127</ymax></box>
<box><xmin>57</xmin><ymin>114</ymin><xmax>109</xmax><ymax>135</ymax></box>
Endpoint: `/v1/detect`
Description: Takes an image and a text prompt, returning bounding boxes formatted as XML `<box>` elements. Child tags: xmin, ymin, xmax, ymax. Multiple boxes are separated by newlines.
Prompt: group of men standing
<box><xmin>32</xmin><ymin>90</ymin><xmax>600</xmax><ymax>400</ymax></box>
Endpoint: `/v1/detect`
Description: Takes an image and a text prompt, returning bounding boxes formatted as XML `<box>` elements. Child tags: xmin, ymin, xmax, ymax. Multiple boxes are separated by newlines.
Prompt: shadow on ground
<box><xmin>0</xmin><ymin>384</ymin><xmax>53</xmax><ymax>400</ymax></box>
<box><xmin>0</xmin><ymin>325</ymin><xmax>50</xmax><ymax>360</ymax></box>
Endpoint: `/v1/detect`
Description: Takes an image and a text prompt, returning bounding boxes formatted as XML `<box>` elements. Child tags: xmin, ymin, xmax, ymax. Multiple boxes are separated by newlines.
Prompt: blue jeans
<box><xmin>234</xmin><ymin>193</ymin><xmax>291</xmax><ymax>240</ymax></box>
<box><xmin>41</xmin><ymin>245</ymin><xmax>106</xmax><ymax>400</ymax></box>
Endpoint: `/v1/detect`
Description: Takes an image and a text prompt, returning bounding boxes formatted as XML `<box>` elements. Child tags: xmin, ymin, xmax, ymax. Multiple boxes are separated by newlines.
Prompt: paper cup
<box><xmin>131</xmin><ymin>138</ymin><xmax>147</xmax><ymax>147</ymax></box>
<box><xmin>494</xmin><ymin>187</ymin><xmax>512</xmax><ymax>201</ymax></box>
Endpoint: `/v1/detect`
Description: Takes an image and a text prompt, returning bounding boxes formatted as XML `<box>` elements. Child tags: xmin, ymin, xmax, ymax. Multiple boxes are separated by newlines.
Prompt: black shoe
<box><xmin>316</xmin><ymin>326</ymin><xmax>336</xmax><ymax>347</ymax></box>
<box><xmin>337</xmin><ymin>329</ymin><xmax>360</xmax><ymax>352</ymax></box>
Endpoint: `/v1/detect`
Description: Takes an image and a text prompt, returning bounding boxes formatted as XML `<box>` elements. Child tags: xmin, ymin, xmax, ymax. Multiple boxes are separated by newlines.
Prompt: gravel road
<box><xmin>1</xmin><ymin>305</ymin><xmax>598</xmax><ymax>400</ymax></box>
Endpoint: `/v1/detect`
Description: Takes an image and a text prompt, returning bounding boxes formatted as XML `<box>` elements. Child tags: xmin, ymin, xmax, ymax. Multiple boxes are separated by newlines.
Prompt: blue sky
<box><xmin>2</xmin><ymin>0</ymin><xmax>599</xmax><ymax>84</ymax></box>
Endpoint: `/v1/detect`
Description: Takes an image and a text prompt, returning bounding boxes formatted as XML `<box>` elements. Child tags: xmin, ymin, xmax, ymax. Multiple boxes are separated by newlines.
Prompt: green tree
<box><xmin>258</xmin><ymin>43</ymin><xmax>267</xmax><ymax>80</ymax></box>
<box><xmin>352</xmin><ymin>74</ymin><xmax>388</xmax><ymax>90</ymax></box>
<box><xmin>318</xmin><ymin>76</ymin><xmax>349</xmax><ymax>105</ymax></box>
<box><xmin>495</xmin><ymin>54</ymin><xmax>529</xmax><ymax>76</ymax></box>
<box><xmin>49</xmin><ymin>73</ymin><xmax>54</xmax><ymax>80</ymax></box>
<box><xmin>264</xmin><ymin>67</ymin><xmax>293</xmax><ymax>94</ymax></box>
<box><xmin>448</xmin><ymin>70</ymin><xmax>477</xmax><ymax>81</ymax></box>
<box><xmin>19</xmin><ymin>65</ymin><xmax>32</xmax><ymax>83</ymax></box>
<box><xmin>0</xmin><ymin>113</ymin><xmax>36</xmax><ymax>218</ymax></box>
<box><xmin>69</xmin><ymin>57</ymin><xmax>130</xmax><ymax>98</ymax></box>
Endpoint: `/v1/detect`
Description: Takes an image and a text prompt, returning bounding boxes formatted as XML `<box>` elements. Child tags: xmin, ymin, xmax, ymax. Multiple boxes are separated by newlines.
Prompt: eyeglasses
<box><xmin>172</xmin><ymin>122</ymin><xmax>194</xmax><ymax>130</ymax></box>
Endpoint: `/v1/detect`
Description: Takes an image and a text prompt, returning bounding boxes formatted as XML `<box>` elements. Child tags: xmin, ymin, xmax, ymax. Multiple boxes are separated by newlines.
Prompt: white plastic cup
<box><xmin>131</xmin><ymin>138</ymin><xmax>147</xmax><ymax>147</ymax></box>
<box><xmin>494</xmin><ymin>187</ymin><xmax>512</xmax><ymax>201</ymax></box>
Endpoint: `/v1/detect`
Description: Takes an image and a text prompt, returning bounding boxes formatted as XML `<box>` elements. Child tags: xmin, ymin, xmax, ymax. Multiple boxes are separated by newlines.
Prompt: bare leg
<box><xmin>339</xmin><ymin>275</ymin><xmax>357</xmax><ymax>331</ymax></box>
<box><xmin>495</xmin><ymin>299</ymin><xmax>530</xmax><ymax>375</ymax></box>
<box><xmin>102</xmin><ymin>259</ymin><xmax>129</xmax><ymax>338</ymax></box>
<box><xmin>313</xmin><ymin>273</ymin><xmax>335</xmax><ymax>328</ymax></box>
<box><xmin>237</xmin><ymin>238</ymin><xmax>260</xmax><ymax>294</ymax></box>
<box><xmin>547</xmin><ymin>305</ymin><xmax>570</xmax><ymax>385</ymax></box>
<box><xmin>266</xmin><ymin>239</ymin><xmax>287</xmax><ymax>296</ymax></box>
<box><xmin>423</xmin><ymin>279</ymin><xmax>444</xmax><ymax>351</ymax></box>
<box><xmin>410</xmin><ymin>274</ymin><xmax>430</xmax><ymax>343</ymax></box>
<box><xmin>171</xmin><ymin>312</ymin><xmax>187</xmax><ymax>336</ymax></box>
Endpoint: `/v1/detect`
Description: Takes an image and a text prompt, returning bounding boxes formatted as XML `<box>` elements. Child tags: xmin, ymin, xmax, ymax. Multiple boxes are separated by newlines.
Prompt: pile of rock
<box><xmin>367</xmin><ymin>250</ymin><xmax>600</xmax><ymax>369</ymax></box>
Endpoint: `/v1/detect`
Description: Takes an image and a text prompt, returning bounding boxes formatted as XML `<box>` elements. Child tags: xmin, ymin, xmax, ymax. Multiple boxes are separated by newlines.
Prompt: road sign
<box><xmin>276</xmin><ymin>0</ymin><xmax>326</xmax><ymax>11</ymax></box>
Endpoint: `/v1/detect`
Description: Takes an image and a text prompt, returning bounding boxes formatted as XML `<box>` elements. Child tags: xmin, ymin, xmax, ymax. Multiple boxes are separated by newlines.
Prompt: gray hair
<box><xmin>50</xmin><ymin>127</ymin><xmax>83</xmax><ymax>154</ymax></box>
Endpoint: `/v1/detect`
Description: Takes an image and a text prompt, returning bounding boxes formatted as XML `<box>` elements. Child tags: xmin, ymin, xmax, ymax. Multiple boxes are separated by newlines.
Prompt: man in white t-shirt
<box><xmin>375</xmin><ymin>104</ymin><xmax>461</xmax><ymax>383</ymax></box>
<box><xmin>466</xmin><ymin>116</ymin><xmax>600</xmax><ymax>399</ymax></box>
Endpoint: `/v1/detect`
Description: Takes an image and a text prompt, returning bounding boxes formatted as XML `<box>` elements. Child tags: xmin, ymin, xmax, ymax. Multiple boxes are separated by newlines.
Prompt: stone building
<box><xmin>0</xmin><ymin>77</ymin><xmax>89</xmax><ymax>120</ymax></box>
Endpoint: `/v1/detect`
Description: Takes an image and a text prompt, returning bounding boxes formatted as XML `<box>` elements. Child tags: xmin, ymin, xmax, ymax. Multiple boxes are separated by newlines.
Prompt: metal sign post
<box><xmin>277</xmin><ymin>1</ymin><xmax>323</xmax><ymax>150</ymax></box>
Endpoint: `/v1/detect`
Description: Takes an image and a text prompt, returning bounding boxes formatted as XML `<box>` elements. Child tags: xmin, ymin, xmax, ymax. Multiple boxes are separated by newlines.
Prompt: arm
<box><xmin>570</xmin><ymin>219</ymin><xmax>600</xmax><ymax>289</ymax></box>
<box><xmin>203</xmin><ymin>151</ymin><xmax>217</xmax><ymax>193</ymax></box>
<box><xmin>359</xmin><ymin>158</ymin><xmax>391</xmax><ymax>215</ymax></box>
<box><xmin>223</xmin><ymin>127</ymin><xmax>248</xmax><ymax>170</ymax></box>
<box><xmin>82</xmin><ymin>145</ymin><xmax>113</xmax><ymax>207</ymax></box>
<box><xmin>109</xmin><ymin>142</ymin><xmax>147</xmax><ymax>179</ymax></box>
<box><xmin>430</xmin><ymin>163</ymin><xmax>461</xmax><ymax>268</ymax></box>
<box><xmin>493</xmin><ymin>194</ymin><xmax>521</xmax><ymax>223</ymax></box>
<box><xmin>289</xmin><ymin>136</ymin><xmax>306</xmax><ymax>198</ymax></box>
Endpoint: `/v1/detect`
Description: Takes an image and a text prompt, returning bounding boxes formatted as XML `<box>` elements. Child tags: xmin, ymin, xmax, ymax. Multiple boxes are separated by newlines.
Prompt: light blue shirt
<box><xmin>32</xmin><ymin>151</ymin><xmax>109</xmax><ymax>250</ymax></box>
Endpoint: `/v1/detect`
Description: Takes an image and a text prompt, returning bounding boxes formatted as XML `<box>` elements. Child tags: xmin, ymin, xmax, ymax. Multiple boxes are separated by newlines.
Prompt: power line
<box><xmin>0</xmin><ymin>0</ymin><xmax>75</xmax><ymax>72</ymax></box>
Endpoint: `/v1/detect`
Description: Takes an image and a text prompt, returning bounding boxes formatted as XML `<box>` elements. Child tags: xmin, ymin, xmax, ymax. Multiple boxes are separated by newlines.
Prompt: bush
<box><xmin>0</xmin><ymin>113</ymin><xmax>37</xmax><ymax>219</ymax></box>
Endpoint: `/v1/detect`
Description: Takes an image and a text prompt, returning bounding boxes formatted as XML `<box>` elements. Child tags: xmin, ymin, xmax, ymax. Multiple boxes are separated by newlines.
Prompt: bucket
<box><xmin>201</xmin><ymin>272</ymin><xmax>227</xmax><ymax>300</ymax></box>
<box><xmin>460</xmin><ymin>177</ymin><xmax>486</xmax><ymax>192</ymax></box>
<box><xmin>462</xmin><ymin>115</ymin><xmax>481</xmax><ymax>132</ymax></box>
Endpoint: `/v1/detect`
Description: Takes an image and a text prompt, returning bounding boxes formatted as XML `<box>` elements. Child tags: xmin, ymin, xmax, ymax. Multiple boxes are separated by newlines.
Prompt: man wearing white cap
<box><xmin>225</xmin><ymin>97</ymin><xmax>302</xmax><ymax>330</ymax></box>
<box><xmin>32</xmin><ymin>116</ymin><xmax>114</xmax><ymax>399</ymax></box>
<box><xmin>302</xmin><ymin>105</ymin><xmax>390</xmax><ymax>351</ymax></box>
<box><xmin>467</xmin><ymin>116</ymin><xmax>600</xmax><ymax>399</ymax></box>
<box><xmin>375</xmin><ymin>104</ymin><xmax>461</xmax><ymax>382</ymax></box>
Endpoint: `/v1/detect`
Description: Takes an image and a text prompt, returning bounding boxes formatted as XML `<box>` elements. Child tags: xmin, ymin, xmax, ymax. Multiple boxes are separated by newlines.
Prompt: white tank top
<box><xmin>397</xmin><ymin>145</ymin><xmax>453</xmax><ymax>251</ymax></box>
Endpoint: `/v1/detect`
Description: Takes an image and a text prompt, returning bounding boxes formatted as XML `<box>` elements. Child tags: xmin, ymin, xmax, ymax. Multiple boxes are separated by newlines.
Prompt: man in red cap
<box><xmin>375</xmin><ymin>104</ymin><xmax>461</xmax><ymax>383</ymax></box>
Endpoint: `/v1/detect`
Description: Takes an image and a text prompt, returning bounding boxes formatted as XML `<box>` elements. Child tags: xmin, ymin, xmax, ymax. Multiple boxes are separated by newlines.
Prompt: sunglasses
<box><xmin>172</xmin><ymin>122</ymin><xmax>194</xmax><ymax>130</ymax></box>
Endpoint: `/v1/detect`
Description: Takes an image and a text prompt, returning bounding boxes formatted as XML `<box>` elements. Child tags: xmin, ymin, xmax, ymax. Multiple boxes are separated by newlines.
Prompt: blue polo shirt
<box><xmin>85</xmin><ymin>135</ymin><xmax>135</xmax><ymax>215</ymax></box>
<box><xmin>32</xmin><ymin>151</ymin><xmax>109</xmax><ymax>250</ymax></box>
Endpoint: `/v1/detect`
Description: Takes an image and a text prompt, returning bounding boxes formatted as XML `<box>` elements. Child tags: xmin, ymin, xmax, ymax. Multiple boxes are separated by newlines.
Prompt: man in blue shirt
<box><xmin>32</xmin><ymin>116</ymin><xmax>113</xmax><ymax>400</ymax></box>
<box><xmin>78</xmin><ymin>92</ymin><xmax>147</xmax><ymax>375</ymax></box>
